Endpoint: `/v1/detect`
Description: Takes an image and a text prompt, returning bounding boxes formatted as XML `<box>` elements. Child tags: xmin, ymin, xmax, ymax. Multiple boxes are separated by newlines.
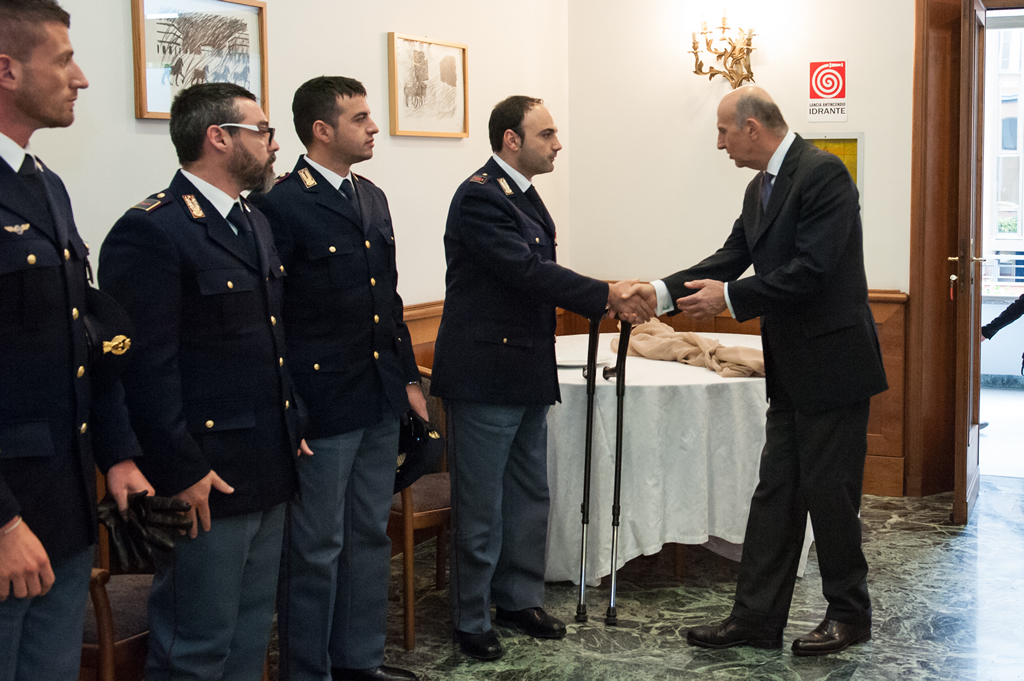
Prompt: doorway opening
<box><xmin>980</xmin><ymin>9</ymin><xmax>1024</xmax><ymax>479</ymax></box>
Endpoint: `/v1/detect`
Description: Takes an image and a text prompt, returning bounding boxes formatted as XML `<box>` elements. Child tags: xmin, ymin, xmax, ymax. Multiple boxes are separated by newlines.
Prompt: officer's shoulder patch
<box><xmin>131</xmin><ymin>191</ymin><xmax>172</xmax><ymax>212</ymax></box>
<box><xmin>274</xmin><ymin>172</ymin><xmax>291</xmax><ymax>185</ymax></box>
<box><xmin>353</xmin><ymin>173</ymin><xmax>375</xmax><ymax>186</ymax></box>
<box><xmin>469</xmin><ymin>173</ymin><xmax>489</xmax><ymax>185</ymax></box>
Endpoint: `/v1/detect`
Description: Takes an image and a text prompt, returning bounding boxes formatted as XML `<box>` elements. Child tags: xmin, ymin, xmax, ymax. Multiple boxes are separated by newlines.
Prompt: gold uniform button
<box><xmin>271</xmin><ymin>316</ymin><xmax>277</xmax><ymax>325</ymax></box>
<box><xmin>72</xmin><ymin>307</ymin><xmax>79</xmax><ymax>320</ymax></box>
<box><xmin>279</xmin><ymin>357</ymin><xmax>284</xmax><ymax>366</ymax></box>
<box><xmin>76</xmin><ymin>366</ymin><xmax>85</xmax><ymax>378</ymax></box>
<box><xmin>365</xmin><ymin>240</ymin><xmax>371</xmax><ymax>249</ymax></box>
<box><xmin>370</xmin><ymin>278</ymin><xmax>376</xmax><ymax>286</ymax></box>
<box><xmin>374</xmin><ymin>315</ymin><xmax>379</xmax><ymax>323</ymax></box>
<box><xmin>80</xmin><ymin>422</ymin><xmax>88</xmax><ymax>434</ymax></box>
<box><xmin>206</xmin><ymin>420</ymin><xmax>214</xmax><ymax>429</ymax></box>
<box><xmin>535</xmin><ymin>237</ymin><xmax>540</xmax><ymax>243</ymax></box>
<box><xmin>227</xmin><ymin>281</ymin><xmax>234</xmax><ymax>289</ymax></box>
<box><xmin>285</xmin><ymin>400</ymin><xmax>290</xmax><ymax>409</ymax></box>
<box><xmin>157</xmin><ymin>192</ymin><xmax>166</xmax><ymax>198</ymax></box>
<box><xmin>27</xmin><ymin>254</ymin><xmax>36</xmax><ymax>265</ymax></box>
<box><xmin>373</xmin><ymin>351</ymin><xmax>379</xmax><ymax>359</ymax></box>
<box><xmin>64</xmin><ymin>248</ymin><xmax>70</xmax><ymax>260</ymax></box>
<box><xmin>503</xmin><ymin>338</ymin><xmax>508</xmax><ymax>344</ymax></box>
<box><xmin>279</xmin><ymin>265</ymin><xmax>285</xmax><ymax>272</ymax></box>
<box><xmin>329</xmin><ymin>246</ymin><xmax>337</xmax><ymax>253</ymax></box>
<box><xmin>313</xmin><ymin>363</ymin><xmax>320</xmax><ymax>371</ymax></box>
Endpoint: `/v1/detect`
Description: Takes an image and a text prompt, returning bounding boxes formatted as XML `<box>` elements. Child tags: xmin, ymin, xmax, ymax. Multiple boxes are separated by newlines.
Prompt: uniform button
<box><xmin>72</xmin><ymin>307</ymin><xmax>79</xmax><ymax>320</ymax></box>
<box><xmin>374</xmin><ymin>315</ymin><xmax>379</xmax><ymax>323</ymax></box>
<box><xmin>365</xmin><ymin>240</ymin><xmax>371</xmax><ymax>249</ymax></box>
<box><xmin>535</xmin><ymin>237</ymin><xmax>540</xmax><ymax>243</ymax></box>
<box><xmin>279</xmin><ymin>265</ymin><xmax>285</xmax><ymax>272</ymax></box>
<box><xmin>285</xmin><ymin>400</ymin><xmax>290</xmax><ymax>409</ymax></box>
<box><xmin>27</xmin><ymin>254</ymin><xmax>36</xmax><ymax>265</ymax></box>
<box><xmin>329</xmin><ymin>246</ymin><xmax>337</xmax><ymax>253</ymax></box>
<box><xmin>77</xmin><ymin>366</ymin><xmax>84</xmax><ymax>378</ymax></box>
<box><xmin>206</xmin><ymin>420</ymin><xmax>214</xmax><ymax>429</ymax></box>
<box><xmin>503</xmin><ymin>338</ymin><xmax>508</xmax><ymax>344</ymax></box>
<box><xmin>157</xmin><ymin>192</ymin><xmax>166</xmax><ymax>198</ymax></box>
<box><xmin>80</xmin><ymin>422</ymin><xmax>88</xmax><ymax>434</ymax></box>
<box><xmin>271</xmin><ymin>315</ymin><xmax>277</xmax><ymax>325</ymax></box>
<box><xmin>313</xmin><ymin>363</ymin><xmax>320</xmax><ymax>371</ymax></box>
<box><xmin>373</xmin><ymin>351</ymin><xmax>379</xmax><ymax>359</ymax></box>
<box><xmin>64</xmin><ymin>248</ymin><xmax>70</xmax><ymax>260</ymax></box>
<box><xmin>227</xmin><ymin>281</ymin><xmax>234</xmax><ymax>289</ymax></box>
<box><xmin>279</xmin><ymin>357</ymin><xmax>284</xmax><ymax>366</ymax></box>
<box><xmin>370</xmin><ymin>278</ymin><xmax>376</xmax><ymax>286</ymax></box>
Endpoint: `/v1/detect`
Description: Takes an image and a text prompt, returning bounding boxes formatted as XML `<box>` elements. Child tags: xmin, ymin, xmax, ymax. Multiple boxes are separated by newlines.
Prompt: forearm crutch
<box><xmin>605</xmin><ymin>321</ymin><xmax>632</xmax><ymax>626</ymax></box>
<box><xmin>575</xmin><ymin>316</ymin><xmax>602</xmax><ymax>623</ymax></box>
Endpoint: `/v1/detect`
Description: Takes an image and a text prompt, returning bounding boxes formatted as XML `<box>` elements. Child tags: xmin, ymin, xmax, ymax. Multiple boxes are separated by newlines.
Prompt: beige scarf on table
<box><xmin>609</xmin><ymin>320</ymin><xmax>765</xmax><ymax>378</ymax></box>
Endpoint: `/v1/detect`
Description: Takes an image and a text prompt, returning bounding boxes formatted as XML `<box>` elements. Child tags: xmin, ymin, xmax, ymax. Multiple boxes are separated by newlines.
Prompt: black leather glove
<box><xmin>97</xmin><ymin>491</ymin><xmax>192</xmax><ymax>573</ymax></box>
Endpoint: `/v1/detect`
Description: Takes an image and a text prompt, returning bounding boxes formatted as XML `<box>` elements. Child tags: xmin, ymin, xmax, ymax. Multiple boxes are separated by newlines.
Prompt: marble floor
<box><xmin>980</xmin><ymin>388</ymin><xmax>1024</xmax><ymax>478</ymax></box>
<box><xmin>359</xmin><ymin>476</ymin><xmax>1024</xmax><ymax>681</ymax></box>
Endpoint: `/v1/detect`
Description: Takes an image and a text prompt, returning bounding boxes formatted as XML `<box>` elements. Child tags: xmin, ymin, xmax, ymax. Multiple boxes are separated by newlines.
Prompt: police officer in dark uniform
<box><xmin>250</xmin><ymin>76</ymin><xmax>422</xmax><ymax>681</ymax></box>
<box><xmin>431</xmin><ymin>95</ymin><xmax>652</xmax><ymax>661</ymax></box>
<box><xmin>0</xmin><ymin>2</ymin><xmax>154</xmax><ymax>678</ymax></box>
<box><xmin>99</xmin><ymin>83</ymin><xmax>309</xmax><ymax>681</ymax></box>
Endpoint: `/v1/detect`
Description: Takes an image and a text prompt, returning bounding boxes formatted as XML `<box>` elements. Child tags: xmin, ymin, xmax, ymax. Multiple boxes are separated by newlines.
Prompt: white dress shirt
<box><xmin>303</xmin><ymin>154</ymin><xmax>354</xmax><ymax>192</ymax></box>
<box><xmin>491</xmin><ymin>154</ymin><xmax>532</xmax><ymax>193</ymax></box>
<box><xmin>0</xmin><ymin>130</ymin><xmax>29</xmax><ymax>174</ymax></box>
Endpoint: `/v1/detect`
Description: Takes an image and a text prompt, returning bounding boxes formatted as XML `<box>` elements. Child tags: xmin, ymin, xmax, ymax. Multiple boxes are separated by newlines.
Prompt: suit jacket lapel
<box><xmin>483</xmin><ymin>159</ymin><xmax>554</xmax><ymax>238</ymax></box>
<box><xmin>0</xmin><ymin>160</ymin><xmax>58</xmax><ymax>245</ymax></box>
<box><xmin>353</xmin><ymin>174</ymin><xmax>373</xmax><ymax>237</ymax></box>
<box><xmin>39</xmin><ymin>164</ymin><xmax>69</xmax><ymax>246</ymax></box>
<box><xmin>749</xmin><ymin>136</ymin><xmax>804</xmax><ymax>248</ymax></box>
<box><xmin>171</xmin><ymin>172</ymin><xmax>258</xmax><ymax>270</ymax></box>
<box><xmin>298</xmin><ymin>160</ymin><xmax>362</xmax><ymax>230</ymax></box>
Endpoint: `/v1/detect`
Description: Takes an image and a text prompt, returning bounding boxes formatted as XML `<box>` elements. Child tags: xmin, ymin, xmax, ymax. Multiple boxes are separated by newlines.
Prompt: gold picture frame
<box><xmin>131</xmin><ymin>0</ymin><xmax>270</xmax><ymax>120</ymax></box>
<box><xmin>387</xmin><ymin>33</ymin><xmax>469</xmax><ymax>138</ymax></box>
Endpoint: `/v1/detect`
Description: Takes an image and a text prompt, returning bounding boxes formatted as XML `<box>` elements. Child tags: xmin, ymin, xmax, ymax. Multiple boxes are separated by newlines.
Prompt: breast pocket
<box><xmin>0</xmin><ymin>235</ymin><xmax>63</xmax><ymax>327</ymax></box>
<box><xmin>0</xmin><ymin>421</ymin><xmax>56</xmax><ymax>460</ymax></box>
<box><xmin>195</xmin><ymin>268</ymin><xmax>261</xmax><ymax>335</ymax></box>
<box><xmin>307</xmin><ymin>237</ymin><xmax>363</xmax><ymax>289</ymax></box>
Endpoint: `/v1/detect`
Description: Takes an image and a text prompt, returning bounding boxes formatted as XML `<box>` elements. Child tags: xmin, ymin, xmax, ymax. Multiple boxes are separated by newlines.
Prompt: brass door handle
<box><xmin>972</xmin><ymin>257</ymin><xmax>985</xmax><ymax>262</ymax></box>
<box><xmin>948</xmin><ymin>256</ymin><xmax>959</xmax><ymax>262</ymax></box>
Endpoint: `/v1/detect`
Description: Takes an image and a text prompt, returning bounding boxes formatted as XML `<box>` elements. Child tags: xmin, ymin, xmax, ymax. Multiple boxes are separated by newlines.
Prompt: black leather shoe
<box><xmin>495</xmin><ymin>607</ymin><xmax>567</xmax><ymax>639</ymax></box>
<box><xmin>791</xmin><ymin>617</ymin><xmax>871</xmax><ymax>656</ymax></box>
<box><xmin>331</xmin><ymin>665</ymin><xmax>418</xmax><ymax>681</ymax></box>
<box><xmin>454</xmin><ymin>629</ymin><xmax>504</xmax><ymax>661</ymax></box>
<box><xmin>686</xmin><ymin>616</ymin><xmax>783</xmax><ymax>650</ymax></box>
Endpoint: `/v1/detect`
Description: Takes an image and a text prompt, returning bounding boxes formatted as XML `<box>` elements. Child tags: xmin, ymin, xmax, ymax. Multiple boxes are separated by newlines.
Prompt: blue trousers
<box><xmin>0</xmin><ymin>546</ymin><xmax>92</xmax><ymax>681</ymax></box>
<box><xmin>145</xmin><ymin>504</ymin><xmax>285</xmax><ymax>681</ymax></box>
<box><xmin>277</xmin><ymin>417</ymin><xmax>400</xmax><ymax>680</ymax></box>
<box><xmin>446</xmin><ymin>400</ymin><xmax>551</xmax><ymax>634</ymax></box>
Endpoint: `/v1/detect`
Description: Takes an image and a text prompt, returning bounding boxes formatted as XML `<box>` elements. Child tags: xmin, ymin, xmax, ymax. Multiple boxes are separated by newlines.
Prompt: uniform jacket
<box><xmin>982</xmin><ymin>292</ymin><xmax>1024</xmax><ymax>340</ymax></box>
<box><xmin>431</xmin><ymin>157</ymin><xmax>609</xmax><ymax>405</ymax></box>
<box><xmin>249</xmin><ymin>157</ymin><xmax>418</xmax><ymax>438</ymax></box>
<box><xmin>663</xmin><ymin>135</ymin><xmax>887</xmax><ymax>414</ymax></box>
<box><xmin>99</xmin><ymin>171</ymin><xmax>303</xmax><ymax>518</ymax></box>
<box><xmin>0</xmin><ymin>156</ymin><xmax>140</xmax><ymax>561</ymax></box>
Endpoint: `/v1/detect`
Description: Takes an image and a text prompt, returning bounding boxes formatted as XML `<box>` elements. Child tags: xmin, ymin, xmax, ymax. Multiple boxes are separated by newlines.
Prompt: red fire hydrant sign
<box><xmin>808</xmin><ymin>61</ymin><xmax>847</xmax><ymax>122</ymax></box>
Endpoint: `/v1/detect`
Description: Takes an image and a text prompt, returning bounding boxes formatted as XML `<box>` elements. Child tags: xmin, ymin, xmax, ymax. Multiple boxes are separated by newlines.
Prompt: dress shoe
<box><xmin>454</xmin><ymin>629</ymin><xmax>504</xmax><ymax>661</ymax></box>
<box><xmin>331</xmin><ymin>665</ymin><xmax>418</xmax><ymax>681</ymax></box>
<box><xmin>791</xmin><ymin>617</ymin><xmax>871</xmax><ymax>656</ymax></box>
<box><xmin>686</xmin><ymin>616</ymin><xmax>783</xmax><ymax>650</ymax></box>
<box><xmin>495</xmin><ymin>607</ymin><xmax>567</xmax><ymax>639</ymax></box>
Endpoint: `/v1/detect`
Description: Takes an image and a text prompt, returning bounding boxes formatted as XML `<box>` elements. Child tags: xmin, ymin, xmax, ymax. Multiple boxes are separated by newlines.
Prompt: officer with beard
<box><xmin>99</xmin><ymin>83</ymin><xmax>311</xmax><ymax>681</ymax></box>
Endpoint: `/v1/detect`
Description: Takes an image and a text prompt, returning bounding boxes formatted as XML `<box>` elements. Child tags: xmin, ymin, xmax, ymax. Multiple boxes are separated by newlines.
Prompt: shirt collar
<box><xmin>491</xmin><ymin>154</ymin><xmax>532</xmax><ymax>193</ymax></box>
<box><xmin>765</xmin><ymin>130</ymin><xmax>797</xmax><ymax>179</ymax></box>
<box><xmin>303</xmin><ymin>155</ymin><xmax>352</xmax><ymax>191</ymax></box>
<box><xmin>180</xmin><ymin>169</ymin><xmax>240</xmax><ymax>220</ymax></box>
<box><xmin>0</xmin><ymin>130</ymin><xmax>28</xmax><ymax>174</ymax></box>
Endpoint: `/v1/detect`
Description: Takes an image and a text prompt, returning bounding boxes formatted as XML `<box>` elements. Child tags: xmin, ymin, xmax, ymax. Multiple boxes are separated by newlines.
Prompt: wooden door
<box><xmin>952</xmin><ymin>0</ymin><xmax>987</xmax><ymax>525</ymax></box>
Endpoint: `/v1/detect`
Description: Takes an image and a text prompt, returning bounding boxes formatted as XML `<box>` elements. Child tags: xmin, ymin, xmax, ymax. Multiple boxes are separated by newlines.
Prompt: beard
<box><xmin>229</xmin><ymin>144</ymin><xmax>276</xmax><ymax>194</ymax></box>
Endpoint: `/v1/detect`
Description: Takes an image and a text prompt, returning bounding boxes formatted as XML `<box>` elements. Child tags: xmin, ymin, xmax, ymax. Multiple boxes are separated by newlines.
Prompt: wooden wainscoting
<box><xmin>556</xmin><ymin>290</ymin><xmax>909</xmax><ymax>497</ymax></box>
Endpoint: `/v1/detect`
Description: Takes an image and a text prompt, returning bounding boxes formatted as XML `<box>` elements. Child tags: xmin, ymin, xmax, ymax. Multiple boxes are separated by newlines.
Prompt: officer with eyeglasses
<box><xmin>99</xmin><ymin>82</ymin><xmax>312</xmax><ymax>681</ymax></box>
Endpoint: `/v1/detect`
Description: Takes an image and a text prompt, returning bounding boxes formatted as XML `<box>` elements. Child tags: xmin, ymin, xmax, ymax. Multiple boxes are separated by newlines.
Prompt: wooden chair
<box><xmin>386</xmin><ymin>366</ymin><xmax>451</xmax><ymax>650</ymax></box>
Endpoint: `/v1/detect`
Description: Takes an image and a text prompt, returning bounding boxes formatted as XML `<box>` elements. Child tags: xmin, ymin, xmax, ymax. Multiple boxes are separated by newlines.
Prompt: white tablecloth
<box><xmin>544</xmin><ymin>332</ymin><xmax>782</xmax><ymax>584</ymax></box>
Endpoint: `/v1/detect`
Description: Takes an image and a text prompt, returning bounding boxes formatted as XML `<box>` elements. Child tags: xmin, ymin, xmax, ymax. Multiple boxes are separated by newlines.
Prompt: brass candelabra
<box><xmin>690</xmin><ymin>17</ymin><xmax>756</xmax><ymax>90</ymax></box>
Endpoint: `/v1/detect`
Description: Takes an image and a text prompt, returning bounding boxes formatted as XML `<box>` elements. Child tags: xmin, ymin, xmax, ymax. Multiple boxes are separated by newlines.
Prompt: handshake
<box><xmin>606</xmin><ymin>281</ymin><xmax>658</xmax><ymax>325</ymax></box>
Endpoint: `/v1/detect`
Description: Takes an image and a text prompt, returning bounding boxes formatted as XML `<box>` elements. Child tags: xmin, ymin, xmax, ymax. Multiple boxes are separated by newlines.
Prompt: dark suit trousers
<box><xmin>731</xmin><ymin>391</ymin><xmax>872</xmax><ymax>630</ymax></box>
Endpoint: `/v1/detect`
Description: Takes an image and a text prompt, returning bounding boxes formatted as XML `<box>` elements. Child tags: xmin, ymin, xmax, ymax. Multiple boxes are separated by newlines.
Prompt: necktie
<box><xmin>227</xmin><ymin>202</ymin><xmax>257</xmax><ymax>263</ymax></box>
<box><xmin>19</xmin><ymin>154</ymin><xmax>50</xmax><ymax>215</ymax></box>
<box><xmin>340</xmin><ymin>178</ymin><xmax>355</xmax><ymax>201</ymax></box>
<box><xmin>760</xmin><ymin>172</ymin><xmax>774</xmax><ymax>211</ymax></box>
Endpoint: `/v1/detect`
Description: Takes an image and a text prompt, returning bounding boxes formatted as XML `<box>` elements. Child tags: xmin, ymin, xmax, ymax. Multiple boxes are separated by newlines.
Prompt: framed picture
<box><xmin>387</xmin><ymin>33</ymin><xmax>469</xmax><ymax>138</ymax></box>
<box><xmin>131</xmin><ymin>0</ymin><xmax>269</xmax><ymax>120</ymax></box>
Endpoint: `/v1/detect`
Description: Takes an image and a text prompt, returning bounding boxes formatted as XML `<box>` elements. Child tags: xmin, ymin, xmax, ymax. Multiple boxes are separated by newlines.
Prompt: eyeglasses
<box><xmin>218</xmin><ymin>123</ymin><xmax>275</xmax><ymax>145</ymax></box>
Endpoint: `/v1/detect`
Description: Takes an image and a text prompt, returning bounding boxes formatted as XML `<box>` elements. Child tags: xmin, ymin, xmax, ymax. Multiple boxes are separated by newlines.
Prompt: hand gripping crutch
<box><xmin>605</xmin><ymin>321</ymin><xmax>632</xmax><ymax>626</ymax></box>
<box><xmin>574</xmin><ymin>317</ymin><xmax>603</xmax><ymax>622</ymax></box>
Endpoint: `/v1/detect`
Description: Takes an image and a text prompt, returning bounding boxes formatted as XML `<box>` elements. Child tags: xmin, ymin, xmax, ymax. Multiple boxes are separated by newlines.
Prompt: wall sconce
<box><xmin>690</xmin><ymin>11</ymin><xmax>756</xmax><ymax>89</ymax></box>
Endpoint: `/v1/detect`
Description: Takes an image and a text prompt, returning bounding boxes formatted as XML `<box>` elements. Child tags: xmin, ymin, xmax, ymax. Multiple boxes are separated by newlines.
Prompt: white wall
<box><xmin>29</xmin><ymin>0</ymin><xmax>914</xmax><ymax>304</ymax></box>
<box><xmin>31</xmin><ymin>0</ymin><xmax>570</xmax><ymax>304</ymax></box>
<box><xmin>564</xmin><ymin>0</ymin><xmax>916</xmax><ymax>290</ymax></box>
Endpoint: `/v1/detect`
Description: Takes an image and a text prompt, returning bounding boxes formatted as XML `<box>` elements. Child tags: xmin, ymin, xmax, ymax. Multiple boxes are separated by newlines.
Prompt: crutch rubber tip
<box><xmin>605</xmin><ymin>608</ymin><xmax>618</xmax><ymax>626</ymax></box>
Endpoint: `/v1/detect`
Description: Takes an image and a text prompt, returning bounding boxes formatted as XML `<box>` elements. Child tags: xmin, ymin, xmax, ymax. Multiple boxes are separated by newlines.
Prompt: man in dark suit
<box><xmin>638</xmin><ymin>86</ymin><xmax>887</xmax><ymax>656</ymax></box>
<box><xmin>431</xmin><ymin>95</ymin><xmax>653</xmax><ymax>661</ymax></box>
<box><xmin>0</xmin><ymin>2</ymin><xmax>155</xmax><ymax>678</ymax></box>
<box><xmin>249</xmin><ymin>76</ymin><xmax>421</xmax><ymax>681</ymax></box>
<box><xmin>100</xmin><ymin>83</ymin><xmax>309</xmax><ymax>681</ymax></box>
